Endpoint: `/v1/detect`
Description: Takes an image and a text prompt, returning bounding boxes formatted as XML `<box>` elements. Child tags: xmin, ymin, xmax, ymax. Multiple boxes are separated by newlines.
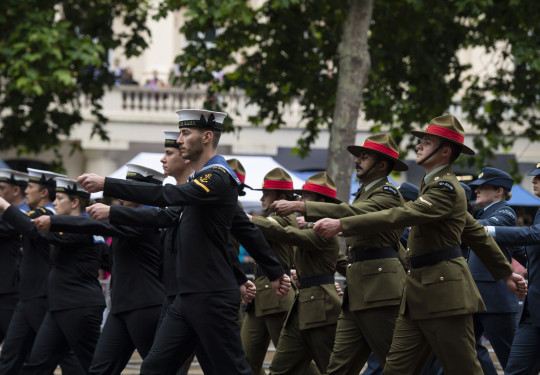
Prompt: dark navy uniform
<box><xmin>490</xmin><ymin>209</ymin><xmax>540</xmax><ymax>374</ymax></box>
<box><xmin>49</xmin><ymin>209</ymin><xmax>164</xmax><ymax>375</ymax></box>
<box><xmin>98</xmin><ymin>156</ymin><xmax>254</xmax><ymax>374</ymax></box>
<box><xmin>3</xmin><ymin>207</ymin><xmax>106</xmax><ymax>374</ymax></box>
<box><xmin>0</xmin><ymin>204</ymin><xmax>26</xmax><ymax>343</ymax></box>
<box><xmin>0</xmin><ymin>204</ymin><xmax>54</xmax><ymax>374</ymax></box>
<box><xmin>101</xmin><ymin>155</ymin><xmax>257</xmax><ymax>375</ymax></box>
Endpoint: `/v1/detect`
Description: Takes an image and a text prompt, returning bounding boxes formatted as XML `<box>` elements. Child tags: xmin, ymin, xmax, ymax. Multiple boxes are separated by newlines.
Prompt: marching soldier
<box><xmin>250</xmin><ymin>172</ymin><xmax>342</xmax><ymax>374</ymax></box>
<box><xmin>312</xmin><ymin>115</ymin><xmax>527</xmax><ymax>375</ymax></box>
<box><xmin>485</xmin><ymin>163</ymin><xmax>540</xmax><ymax>374</ymax></box>
<box><xmin>0</xmin><ymin>170</ymin><xmax>29</xmax><ymax>344</ymax></box>
<box><xmin>466</xmin><ymin>167</ymin><xmax>526</xmax><ymax>374</ymax></box>
<box><xmin>271</xmin><ymin>134</ymin><xmax>408</xmax><ymax>373</ymax></box>
<box><xmin>241</xmin><ymin>168</ymin><xmax>299</xmax><ymax>375</ymax></box>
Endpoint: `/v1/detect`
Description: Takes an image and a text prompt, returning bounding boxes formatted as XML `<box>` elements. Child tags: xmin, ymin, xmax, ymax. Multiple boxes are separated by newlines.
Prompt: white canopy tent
<box><xmin>103</xmin><ymin>153</ymin><xmax>306</xmax><ymax>213</ymax></box>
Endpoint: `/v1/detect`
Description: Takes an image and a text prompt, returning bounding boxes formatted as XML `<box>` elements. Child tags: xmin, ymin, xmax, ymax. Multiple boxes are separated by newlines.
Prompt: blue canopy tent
<box><xmin>508</xmin><ymin>185</ymin><xmax>540</xmax><ymax>206</ymax></box>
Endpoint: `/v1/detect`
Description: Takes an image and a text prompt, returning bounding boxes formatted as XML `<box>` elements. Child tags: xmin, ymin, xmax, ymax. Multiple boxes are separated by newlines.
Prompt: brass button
<box><xmin>406</xmin><ymin>248</ymin><xmax>410</xmax><ymax>252</ymax></box>
<box><xmin>378</xmin><ymin>267</ymin><xmax>383</xmax><ymax>272</ymax></box>
<box><xmin>348</xmin><ymin>264</ymin><xmax>352</xmax><ymax>268</ymax></box>
<box><xmin>439</xmin><ymin>277</ymin><xmax>444</xmax><ymax>281</ymax></box>
<box><xmin>310</xmin><ymin>296</ymin><xmax>314</xmax><ymax>299</ymax></box>
<box><xmin>407</xmin><ymin>270</ymin><xmax>411</xmax><ymax>275</ymax></box>
<box><xmin>435</xmin><ymin>176</ymin><xmax>439</xmax><ymax>180</ymax></box>
<box><xmin>264</xmin><ymin>284</ymin><xmax>269</xmax><ymax>288</ymax></box>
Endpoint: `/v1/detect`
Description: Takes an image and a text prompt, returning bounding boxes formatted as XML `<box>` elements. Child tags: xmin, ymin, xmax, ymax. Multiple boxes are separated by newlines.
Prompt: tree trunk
<box><xmin>327</xmin><ymin>0</ymin><xmax>374</xmax><ymax>202</ymax></box>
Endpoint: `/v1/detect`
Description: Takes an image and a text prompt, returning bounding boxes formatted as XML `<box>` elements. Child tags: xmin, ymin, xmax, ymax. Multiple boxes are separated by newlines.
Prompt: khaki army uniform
<box><xmin>305</xmin><ymin>177</ymin><xmax>406</xmax><ymax>373</ymax></box>
<box><xmin>241</xmin><ymin>213</ymin><xmax>297</xmax><ymax>374</ymax></box>
<box><xmin>253</xmin><ymin>218</ymin><xmax>341</xmax><ymax>375</ymax></box>
<box><xmin>339</xmin><ymin>165</ymin><xmax>514</xmax><ymax>375</ymax></box>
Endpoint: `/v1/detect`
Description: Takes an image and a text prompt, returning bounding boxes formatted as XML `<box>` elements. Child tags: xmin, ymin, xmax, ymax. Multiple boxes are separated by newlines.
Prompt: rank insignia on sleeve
<box><xmin>193</xmin><ymin>173</ymin><xmax>212</xmax><ymax>193</ymax></box>
<box><xmin>383</xmin><ymin>186</ymin><xmax>398</xmax><ymax>195</ymax></box>
<box><xmin>419</xmin><ymin>196</ymin><xmax>433</xmax><ymax>207</ymax></box>
<box><xmin>437</xmin><ymin>181</ymin><xmax>455</xmax><ymax>191</ymax></box>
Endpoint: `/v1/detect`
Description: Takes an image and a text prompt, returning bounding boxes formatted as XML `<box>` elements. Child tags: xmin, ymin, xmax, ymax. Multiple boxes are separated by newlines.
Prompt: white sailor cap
<box><xmin>126</xmin><ymin>163</ymin><xmax>166</xmax><ymax>185</ymax></box>
<box><xmin>55</xmin><ymin>177</ymin><xmax>90</xmax><ymax>199</ymax></box>
<box><xmin>0</xmin><ymin>169</ymin><xmax>28</xmax><ymax>187</ymax></box>
<box><xmin>163</xmin><ymin>130</ymin><xmax>180</xmax><ymax>149</ymax></box>
<box><xmin>176</xmin><ymin>109</ymin><xmax>227</xmax><ymax>131</ymax></box>
<box><xmin>27</xmin><ymin>168</ymin><xmax>66</xmax><ymax>187</ymax></box>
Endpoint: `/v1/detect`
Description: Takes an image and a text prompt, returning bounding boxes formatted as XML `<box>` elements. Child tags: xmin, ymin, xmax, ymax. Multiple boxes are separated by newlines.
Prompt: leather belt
<box><xmin>351</xmin><ymin>247</ymin><xmax>398</xmax><ymax>262</ymax></box>
<box><xmin>298</xmin><ymin>274</ymin><xmax>335</xmax><ymax>289</ymax></box>
<box><xmin>408</xmin><ymin>246</ymin><xmax>462</xmax><ymax>269</ymax></box>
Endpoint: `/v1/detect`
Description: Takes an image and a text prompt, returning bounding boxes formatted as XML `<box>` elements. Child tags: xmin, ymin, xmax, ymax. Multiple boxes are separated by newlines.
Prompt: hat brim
<box><xmin>528</xmin><ymin>170</ymin><xmax>540</xmax><ymax>176</ymax></box>
<box><xmin>347</xmin><ymin>146</ymin><xmax>408</xmax><ymax>171</ymax></box>
<box><xmin>291</xmin><ymin>189</ymin><xmax>341</xmax><ymax>204</ymax></box>
<box><xmin>469</xmin><ymin>178</ymin><xmax>513</xmax><ymax>190</ymax></box>
<box><xmin>253</xmin><ymin>187</ymin><xmax>296</xmax><ymax>192</ymax></box>
<box><xmin>410</xmin><ymin>130</ymin><xmax>475</xmax><ymax>155</ymax></box>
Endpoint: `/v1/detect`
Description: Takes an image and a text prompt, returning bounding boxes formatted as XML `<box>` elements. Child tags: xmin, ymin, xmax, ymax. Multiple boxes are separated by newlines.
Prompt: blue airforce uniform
<box><xmin>468</xmin><ymin>201</ymin><xmax>522</xmax><ymax>374</ymax></box>
<box><xmin>488</xmin><ymin>163</ymin><xmax>540</xmax><ymax>374</ymax></box>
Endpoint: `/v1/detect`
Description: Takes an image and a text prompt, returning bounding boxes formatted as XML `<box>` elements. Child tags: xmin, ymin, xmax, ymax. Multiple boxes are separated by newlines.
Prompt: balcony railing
<box><xmin>112</xmin><ymin>85</ymin><xmax>307</xmax><ymax>128</ymax></box>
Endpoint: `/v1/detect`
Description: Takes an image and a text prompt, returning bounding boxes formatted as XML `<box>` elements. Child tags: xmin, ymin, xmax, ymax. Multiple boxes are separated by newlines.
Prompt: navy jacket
<box><xmin>3</xmin><ymin>205</ymin><xmax>54</xmax><ymax>301</ymax></box>
<box><xmin>494</xmin><ymin>208</ymin><xmax>540</xmax><ymax>326</ymax></box>
<box><xmin>50</xmin><ymin>209</ymin><xmax>164</xmax><ymax>314</ymax></box>
<box><xmin>467</xmin><ymin>201</ymin><xmax>522</xmax><ymax>313</ymax></box>
<box><xmin>4</xmin><ymin>208</ymin><xmax>106</xmax><ymax>311</ymax></box>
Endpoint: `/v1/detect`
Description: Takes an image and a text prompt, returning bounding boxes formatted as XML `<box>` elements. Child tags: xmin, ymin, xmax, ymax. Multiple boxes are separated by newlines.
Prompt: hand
<box><xmin>0</xmin><ymin>197</ymin><xmax>10</xmax><ymax>211</ymax></box>
<box><xmin>484</xmin><ymin>226</ymin><xmax>488</xmax><ymax>233</ymax></box>
<box><xmin>334</xmin><ymin>282</ymin><xmax>344</xmax><ymax>297</ymax></box>
<box><xmin>504</xmin><ymin>272</ymin><xmax>528</xmax><ymax>299</ymax></box>
<box><xmin>290</xmin><ymin>269</ymin><xmax>299</xmax><ymax>285</ymax></box>
<box><xmin>32</xmin><ymin>216</ymin><xmax>51</xmax><ymax>232</ymax></box>
<box><xmin>270</xmin><ymin>200</ymin><xmax>305</xmax><ymax>216</ymax></box>
<box><xmin>313</xmin><ymin>218</ymin><xmax>342</xmax><ymax>238</ymax></box>
<box><xmin>246</xmin><ymin>213</ymin><xmax>253</xmax><ymax>222</ymax></box>
<box><xmin>296</xmin><ymin>216</ymin><xmax>306</xmax><ymax>228</ymax></box>
<box><xmin>271</xmin><ymin>274</ymin><xmax>291</xmax><ymax>296</ymax></box>
<box><xmin>77</xmin><ymin>173</ymin><xmax>105</xmax><ymax>193</ymax></box>
<box><xmin>240</xmin><ymin>280</ymin><xmax>256</xmax><ymax>304</ymax></box>
<box><xmin>86</xmin><ymin>203</ymin><xmax>111</xmax><ymax>221</ymax></box>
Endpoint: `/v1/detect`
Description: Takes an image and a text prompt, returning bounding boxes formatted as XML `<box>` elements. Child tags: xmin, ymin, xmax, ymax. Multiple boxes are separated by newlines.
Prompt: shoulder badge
<box><xmin>437</xmin><ymin>181</ymin><xmax>455</xmax><ymax>191</ymax></box>
<box><xmin>193</xmin><ymin>174</ymin><xmax>212</xmax><ymax>193</ymax></box>
<box><xmin>383</xmin><ymin>186</ymin><xmax>398</xmax><ymax>195</ymax></box>
<box><xmin>499</xmin><ymin>209</ymin><xmax>516</xmax><ymax>219</ymax></box>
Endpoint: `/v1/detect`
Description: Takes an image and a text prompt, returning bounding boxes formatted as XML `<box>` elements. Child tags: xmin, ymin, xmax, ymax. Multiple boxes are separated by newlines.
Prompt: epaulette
<box><xmin>382</xmin><ymin>185</ymin><xmax>398</xmax><ymax>195</ymax></box>
<box><xmin>437</xmin><ymin>181</ymin><xmax>455</xmax><ymax>191</ymax></box>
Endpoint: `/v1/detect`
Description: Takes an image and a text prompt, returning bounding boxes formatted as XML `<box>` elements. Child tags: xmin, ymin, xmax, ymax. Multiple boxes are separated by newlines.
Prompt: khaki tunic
<box><xmin>339</xmin><ymin>165</ymin><xmax>513</xmax><ymax>320</ymax></box>
<box><xmin>306</xmin><ymin>178</ymin><xmax>406</xmax><ymax>311</ymax></box>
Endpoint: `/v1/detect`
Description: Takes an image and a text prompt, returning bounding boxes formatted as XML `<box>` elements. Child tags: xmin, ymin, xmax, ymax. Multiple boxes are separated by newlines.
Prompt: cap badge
<box><xmin>478</xmin><ymin>172</ymin><xmax>484</xmax><ymax>178</ymax></box>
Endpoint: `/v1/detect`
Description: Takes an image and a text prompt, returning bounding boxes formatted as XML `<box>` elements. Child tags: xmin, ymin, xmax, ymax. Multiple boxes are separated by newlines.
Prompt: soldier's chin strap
<box><xmin>417</xmin><ymin>143</ymin><xmax>445</xmax><ymax>166</ymax></box>
<box><xmin>359</xmin><ymin>161</ymin><xmax>378</xmax><ymax>182</ymax></box>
